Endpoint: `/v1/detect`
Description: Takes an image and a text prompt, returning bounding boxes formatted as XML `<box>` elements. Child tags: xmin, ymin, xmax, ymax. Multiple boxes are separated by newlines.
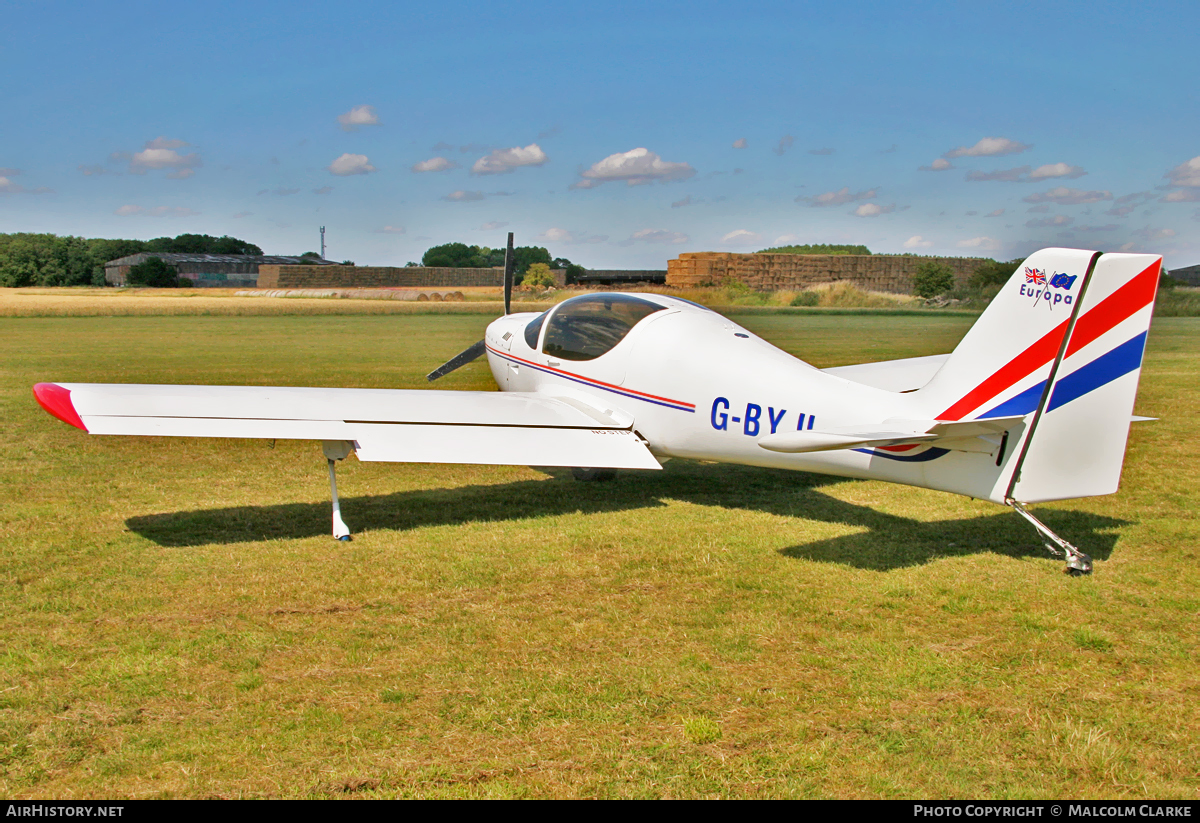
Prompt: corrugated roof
<box><xmin>105</xmin><ymin>253</ymin><xmax>338</xmax><ymax>266</ymax></box>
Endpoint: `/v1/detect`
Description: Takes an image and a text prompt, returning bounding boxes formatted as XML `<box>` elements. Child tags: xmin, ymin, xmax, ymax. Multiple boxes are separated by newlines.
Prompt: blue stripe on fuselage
<box><xmin>488</xmin><ymin>348</ymin><xmax>695</xmax><ymax>413</ymax></box>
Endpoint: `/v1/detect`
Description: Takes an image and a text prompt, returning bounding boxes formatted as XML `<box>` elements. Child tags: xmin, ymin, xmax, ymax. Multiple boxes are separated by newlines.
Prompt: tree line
<box><xmin>757</xmin><ymin>244</ymin><xmax>873</xmax><ymax>255</ymax></box>
<box><xmin>416</xmin><ymin>242</ymin><xmax>584</xmax><ymax>283</ymax></box>
<box><xmin>0</xmin><ymin>233</ymin><xmax>262</xmax><ymax>287</ymax></box>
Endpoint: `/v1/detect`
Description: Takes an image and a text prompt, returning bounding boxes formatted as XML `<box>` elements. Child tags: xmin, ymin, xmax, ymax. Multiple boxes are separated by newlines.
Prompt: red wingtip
<box><xmin>33</xmin><ymin>383</ymin><xmax>88</xmax><ymax>431</ymax></box>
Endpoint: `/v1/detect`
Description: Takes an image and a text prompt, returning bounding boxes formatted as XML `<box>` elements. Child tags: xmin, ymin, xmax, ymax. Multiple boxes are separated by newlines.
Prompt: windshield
<box><xmin>524</xmin><ymin>310</ymin><xmax>549</xmax><ymax>349</ymax></box>
<box><xmin>541</xmin><ymin>294</ymin><xmax>666</xmax><ymax>361</ymax></box>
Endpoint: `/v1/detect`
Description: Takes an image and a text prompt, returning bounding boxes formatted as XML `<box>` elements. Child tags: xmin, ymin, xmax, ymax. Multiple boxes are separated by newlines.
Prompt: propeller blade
<box><xmin>426</xmin><ymin>339</ymin><xmax>487</xmax><ymax>382</ymax></box>
<box><xmin>503</xmin><ymin>231</ymin><xmax>515</xmax><ymax>315</ymax></box>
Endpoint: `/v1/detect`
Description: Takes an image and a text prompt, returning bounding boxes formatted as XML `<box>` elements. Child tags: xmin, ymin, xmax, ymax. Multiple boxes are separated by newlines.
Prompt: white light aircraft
<box><xmin>34</xmin><ymin>236</ymin><xmax>1163</xmax><ymax>575</ymax></box>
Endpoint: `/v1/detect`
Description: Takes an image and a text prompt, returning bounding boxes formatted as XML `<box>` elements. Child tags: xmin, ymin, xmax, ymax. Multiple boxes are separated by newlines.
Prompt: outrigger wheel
<box><xmin>1007</xmin><ymin>499</ymin><xmax>1093</xmax><ymax>575</ymax></box>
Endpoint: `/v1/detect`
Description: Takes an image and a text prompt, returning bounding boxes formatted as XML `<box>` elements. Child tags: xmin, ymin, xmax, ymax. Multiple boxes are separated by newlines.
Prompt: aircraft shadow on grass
<box><xmin>125</xmin><ymin>462</ymin><xmax>1128</xmax><ymax>572</ymax></box>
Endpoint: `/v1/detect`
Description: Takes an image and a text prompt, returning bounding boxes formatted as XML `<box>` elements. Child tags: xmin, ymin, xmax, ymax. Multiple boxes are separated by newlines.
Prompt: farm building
<box><xmin>1170</xmin><ymin>263</ymin><xmax>1200</xmax><ymax>286</ymax></box>
<box><xmin>104</xmin><ymin>253</ymin><xmax>337</xmax><ymax>287</ymax></box>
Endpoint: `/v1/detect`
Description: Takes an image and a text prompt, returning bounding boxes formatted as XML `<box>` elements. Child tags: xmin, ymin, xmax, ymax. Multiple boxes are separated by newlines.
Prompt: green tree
<box><xmin>420</xmin><ymin>243</ymin><xmax>553</xmax><ymax>280</ymax></box>
<box><xmin>757</xmin><ymin>243</ymin><xmax>871</xmax><ymax>255</ymax></box>
<box><xmin>912</xmin><ymin>261</ymin><xmax>955</xmax><ymax>298</ymax></box>
<box><xmin>126</xmin><ymin>256</ymin><xmax>180</xmax><ymax>287</ymax></box>
<box><xmin>422</xmin><ymin>242</ymin><xmax>481</xmax><ymax>268</ymax></box>
<box><xmin>522</xmin><ymin>262</ymin><xmax>556</xmax><ymax>288</ymax></box>
<box><xmin>512</xmin><ymin>246</ymin><xmax>551</xmax><ymax>281</ymax></box>
<box><xmin>969</xmin><ymin>258</ymin><xmax>1024</xmax><ymax>289</ymax></box>
<box><xmin>146</xmin><ymin>233</ymin><xmax>262</xmax><ymax>255</ymax></box>
<box><xmin>552</xmin><ymin>256</ymin><xmax>586</xmax><ymax>284</ymax></box>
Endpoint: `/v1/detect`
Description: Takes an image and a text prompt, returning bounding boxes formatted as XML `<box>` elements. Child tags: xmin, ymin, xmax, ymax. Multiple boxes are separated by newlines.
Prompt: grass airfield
<box><xmin>1</xmin><ymin>294</ymin><xmax>1197</xmax><ymax>799</ymax></box>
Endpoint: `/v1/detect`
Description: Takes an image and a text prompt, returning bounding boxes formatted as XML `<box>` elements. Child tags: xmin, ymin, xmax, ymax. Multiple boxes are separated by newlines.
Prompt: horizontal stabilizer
<box><xmin>757</xmin><ymin>415</ymin><xmax>1025</xmax><ymax>454</ymax></box>
<box><xmin>822</xmin><ymin>353</ymin><xmax>950</xmax><ymax>392</ymax></box>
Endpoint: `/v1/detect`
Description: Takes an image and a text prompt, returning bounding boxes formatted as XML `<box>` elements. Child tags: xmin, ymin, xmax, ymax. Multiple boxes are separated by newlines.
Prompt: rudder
<box><xmin>1009</xmin><ymin>253</ymin><xmax>1162</xmax><ymax>502</ymax></box>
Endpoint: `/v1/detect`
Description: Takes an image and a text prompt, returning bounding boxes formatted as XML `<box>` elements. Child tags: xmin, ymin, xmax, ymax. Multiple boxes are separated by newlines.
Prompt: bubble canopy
<box><xmin>525</xmin><ymin>294</ymin><xmax>667</xmax><ymax>361</ymax></box>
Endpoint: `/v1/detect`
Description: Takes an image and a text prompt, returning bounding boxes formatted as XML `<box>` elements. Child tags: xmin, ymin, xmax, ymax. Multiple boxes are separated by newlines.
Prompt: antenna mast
<box><xmin>320</xmin><ymin>226</ymin><xmax>326</xmax><ymax>259</ymax></box>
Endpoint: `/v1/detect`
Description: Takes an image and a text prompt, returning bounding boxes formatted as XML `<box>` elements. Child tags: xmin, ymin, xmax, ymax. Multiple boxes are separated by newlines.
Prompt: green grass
<box><xmin>0</xmin><ymin>306</ymin><xmax>1196</xmax><ymax>798</ymax></box>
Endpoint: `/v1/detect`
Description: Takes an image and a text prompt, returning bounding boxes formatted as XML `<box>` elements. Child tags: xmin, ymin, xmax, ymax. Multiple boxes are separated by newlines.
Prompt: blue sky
<box><xmin>3</xmin><ymin>0</ymin><xmax>1198</xmax><ymax>268</ymax></box>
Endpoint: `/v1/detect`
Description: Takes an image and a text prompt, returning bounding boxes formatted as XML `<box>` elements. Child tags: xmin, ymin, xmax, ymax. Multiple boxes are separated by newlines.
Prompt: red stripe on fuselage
<box><xmin>485</xmin><ymin>345</ymin><xmax>696</xmax><ymax>410</ymax></box>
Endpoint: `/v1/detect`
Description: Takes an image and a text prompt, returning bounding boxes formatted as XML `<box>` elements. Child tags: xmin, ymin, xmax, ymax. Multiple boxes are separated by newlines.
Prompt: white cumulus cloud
<box><xmin>903</xmin><ymin>236</ymin><xmax>933</xmax><ymax>249</ymax></box>
<box><xmin>628</xmin><ymin>229</ymin><xmax>689</xmax><ymax>244</ymax></box>
<box><xmin>375</xmin><ymin>225</ymin><xmax>406</xmax><ymax>234</ymax></box>
<box><xmin>956</xmin><ymin>236</ymin><xmax>1002</xmax><ymax>251</ymax></box>
<box><xmin>472</xmin><ymin>144</ymin><xmax>548</xmax><ymax>175</ymax></box>
<box><xmin>1028</xmin><ymin>162</ymin><xmax>1087</xmax><ymax>180</ymax></box>
<box><xmin>721</xmin><ymin>230</ymin><xmax>763</xmax><ymax>245</ymax></box>
<box><xmin>985</xmin><ymin>209</ymin><xmax>1005</xmax><ymax>217</ymax></box>
<box><xmin>773</xmin><ymin>135</ymin><xmax>795</xmax><ymax>156</ymax></box>
<box><xmin>572</xmin><ymin>147</ymin><xmax>695</xmax><ymax>188</ymax></box>
<box><xmin>1026</xmin><ymin>215</ymin><xmax>1075</xmax><ymax>228</ymax></box>
<box><xmin>732</xmin><ymin>138</ymin><xmax>747</xmax><ymax>149</ymax></box>
<box><xmin>1161</xmin><ymin>189</ymin><xmax>1200</xmax><ymax>203</ymax></box>
<box><xmin>538</xmin><ymin>227</ymin><xmax>607</xmax><ymax>245</ymax></box>
<box><xmin>411</xmin><ymin>156</ymin><xmax>458</xmax><ymax>173</ymax></box>
<box><xmin>443</xmin><ymin>190</ymin><xmax>485</xmax><ymax>201</ymax></box>
<box><xmin>853</xmin><ymin>203</ymin><xmax>894</xmax><ymax>217</ymax></box>
<box><xmin>1023</xmin><ymin>187</ymin><xmax>1112</xmax><ymax>205</ymax></box>
<box><xmin>328</xmin><ymin>153</ymin><xmax>377</xmax><ymax>176</ymax></box>
<box><xmin>801</xmin><ymin>186</ymin><xmax>877</xmax><ymax>207</ymax></box>
<box><xmin>114</xmin><ymin>205</ymin><xmax>199</xmax><ymax>217</ymax></box>
<box><xmin>920</xmin><ymin>158</ymin><xmax>954</xmax><ymax>171</ymax></box>
<box><xmin>966</xmin><ymin>166</ymin><xmax>1030</xmax><ymax>182</ymax></box>
<box><xmin>1165</xmin><ymin>155</ymin><xmax>1200</xmax><ymax>188</ymax></box>
<box><xmin>337</xmin><ymin>105</ymin><xmax>380</xmax><ymax>131</ymax></box>
<box><xmin>1133</xmin><ymin>226</ymin><xmax>1176</xmax><ymax>241</ymax></box>
<box><xmin>944</xmin><ymin>137</ymin><xmax>1032</xmax><ymax>158</ymax></box>
<box><xmin>129</xmin><ymin>137</ymin><xmax>202</xmax><ymax>175</ymax></box>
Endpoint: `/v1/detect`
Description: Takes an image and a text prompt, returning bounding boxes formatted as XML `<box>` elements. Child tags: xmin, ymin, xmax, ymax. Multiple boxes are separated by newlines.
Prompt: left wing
<box><xmin>33</xmin><ymin>382</ymin><xmax>662</xmax><ymax>470</ymax></box>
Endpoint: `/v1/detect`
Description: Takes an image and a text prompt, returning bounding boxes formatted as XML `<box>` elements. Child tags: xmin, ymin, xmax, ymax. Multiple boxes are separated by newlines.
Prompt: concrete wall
<box><xmin>666</xmin><ymin>253</ymin><xmax>987</xmax><ymax>294</ymax></box>
<box><xmin>257</xmin><ymin>265</ymin><xmax>509</xmax><ymax>289</ymax></box>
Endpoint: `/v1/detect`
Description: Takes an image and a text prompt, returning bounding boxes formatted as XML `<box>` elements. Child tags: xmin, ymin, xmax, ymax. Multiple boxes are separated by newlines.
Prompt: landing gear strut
<box><xmin>323</xmin><ymin>440</ymin><xmax>354</xmax><ymax>541</ymax></box>
<box><xmin>1007</xmin><ymin>499</ymin><xmax>1092</xmax><ymax>575</ymax></box>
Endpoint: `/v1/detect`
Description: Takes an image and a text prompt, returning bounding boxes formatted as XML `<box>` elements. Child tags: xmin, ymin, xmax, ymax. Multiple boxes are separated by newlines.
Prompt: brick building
<box><xmin>105</xmin><ymin>253</ymin><xmax>336</xmax><ymax>287</ymax></box>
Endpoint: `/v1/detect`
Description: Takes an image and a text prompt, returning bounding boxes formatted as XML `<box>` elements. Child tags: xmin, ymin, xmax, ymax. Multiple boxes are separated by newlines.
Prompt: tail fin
<box><xmin>917</xmin><ymin>248</ymin><xmax>1162</xmax><ymax>503</ymax></box>
<box><xmin>1008</xmin><ymin>252</ymin><xmax>1161</xmax><ymax>502</ymax></box>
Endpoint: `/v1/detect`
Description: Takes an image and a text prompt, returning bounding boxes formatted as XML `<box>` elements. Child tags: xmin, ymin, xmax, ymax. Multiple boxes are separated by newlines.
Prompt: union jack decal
<box><xmin>1025</xmin><ymin>267</ymin><xmax>1047</xmax><ymax>286</ymax></box>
